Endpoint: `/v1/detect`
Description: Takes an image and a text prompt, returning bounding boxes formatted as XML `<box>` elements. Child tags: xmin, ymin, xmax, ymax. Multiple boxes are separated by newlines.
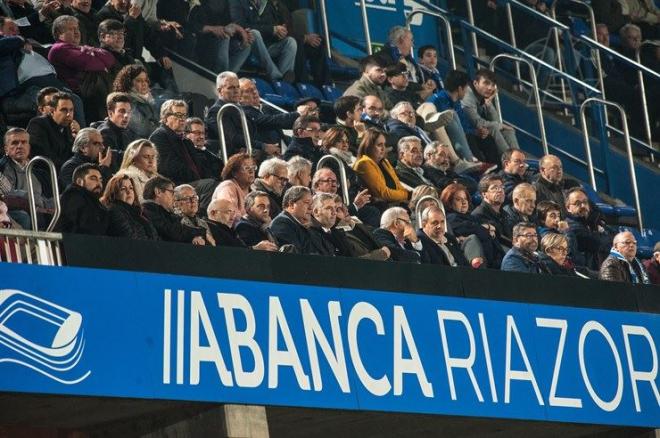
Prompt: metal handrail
<box><xmin>358</xmin><ymin>0</ymin><xmax>372</xmax><ymax>55</ymax></box>
<box><xmin>216</xmin><ymin>103</ymin><xmax>253</xmax><ymax>163</ymax></box>
<box><xmin>259</xmin><ymin>98</ymin><xmax>288</xmax><ymax>114</ymax></box>
<box><xmin>318</xmin><ymin>0</ymin><xmax>332</xmax><ymax>60</ymax></box>
<box><xmin>464</xmin><ymin>0</ymin><xmax>479</xmax><ymax>57</ymax></box>
<box><xmin>406</xmin><ymin>9</ymin><xmax>456</xmax><ymax>69</ymax></box>
<box><xmin>489</xmin><ymin>54</ymin><xmax>549</xmax><ymax>155</ymax></box>
<box><xmin>504</xmin><ymin>3</ymin><xmax>522</xmax><ymax>81</ymax></box>
<box><xmin>579</xmin><ymin>98</ymin><xmax>643</xmax><ymax>231</ymax></box>
<box><xmin>415</xmin><ymin>195</ymin><xmax>445</xmax><ymax>231</ymax></box>
<box><xmin>317</xmin><ymin>155</ymin><xmax>350</xmax><ymax>206</ymax></box>
<box><xmin>636</xmin><ymin>40</ymin><xmax>659</xmax><ymax>149</ymax></box>
<box><xmin>26</xmin><ymin>156</ymin><xmax>60</xmax><ymax>232</ymax></box>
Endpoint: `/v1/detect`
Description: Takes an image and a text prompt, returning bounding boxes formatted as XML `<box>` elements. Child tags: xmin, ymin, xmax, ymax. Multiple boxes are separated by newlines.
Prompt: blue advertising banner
<box><xmin>0</xmin><ymin>263</ymin><xmax>658</xmax><ymax>427</ymax></box>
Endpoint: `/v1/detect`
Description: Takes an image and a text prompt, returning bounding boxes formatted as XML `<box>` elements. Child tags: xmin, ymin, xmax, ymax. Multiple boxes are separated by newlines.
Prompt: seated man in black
<box><xmin>471</xmin><ymin>174</ymin><xmax>510</xmax><ymax>248</ymax></box>
<box><xmin>269</xmin><ymin>185</ymin><xmax>315</xmax><ymax>253</ymax></box>
<box><xmin>141</xmin><ymin>175</ymin><xmax>206</xmax><ymax>244</ymax></box>
<box><xmin>384</xmin><ymin>63</ymin><xmax>422</xmax><ymax>109</ymax></box>
<box><xmin>60</xmin><ymin>127</ymin><xmax>113</xmax><ymax>188</ymax></box>
<box><xmin>417</xmin><ymin>205</ymin><xmax>468</xmax><ymax>266</ymax></box>
<box><xmin>235</xmin><ymin>190</ymin><xmax>274</xmax><ymax>247</ymax></box>
<box><xmin>422</xmin><ymin>142</ymin><xmax>477</xmax><ymax>193</ymax></box>
<box><xmin>207</xmin><ymin>197</ymin><xmax>277</xmax><ymax>250</ymax></box>
<box><xmin>98</xmin><ymin>19</ymin><xmax>136</xmax><ymax>76</ymax></box>
<box><xmin>499</xmin><ymin>148</ymin><xmax>532</xmax><ymax>204</ymax></box>
<box><xmin>55</xmin><ymin>163</ymin><xmax>109</xmax><ymax>234</ymax></box>
<box><xmin>333</xmin><ymin>95</ymin><xmax>362</xmax><ymax>154</ymax></box>
<box><xmin>307</xmin><ymin>192</ymin><xmax>347</xmax><ymax>257</ymax></box>
<box><xmin>333</xmin><ymin>195</ymin><xmax>390</xmax><ymax>261</ymax></box>
<box><xmin>372</xmin><ymin>206</ymin><xmax>421</xmax><ymax>263</ymax></box>
<box><xmin>282</xmin><ymin>115</ymin><xmax>324</xmax><ymax>164</ymax></box>
<box><xmin>184</xmin><ymin>117</ymin><xmax>222</xmax><ymax>181</ymax></box>
<box><xmin>394</xmin><ymin>135</ymin><xmax>434</xmax><ymax>189</ymax></box>
<box><xmin>96</xmin><ymin>92</ymin><xmax>137</xmax><ymax>152</ymax></box>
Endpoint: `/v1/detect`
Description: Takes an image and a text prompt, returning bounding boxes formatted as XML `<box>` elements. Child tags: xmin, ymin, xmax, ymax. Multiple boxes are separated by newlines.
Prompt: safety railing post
<box><xmin>490</xmin><ymin>54</ymin><xmax>549</xmax><ymax>155</ymax></box>
<box><xmin>317</xmin><ymin>155</ymin><xmax>350</xmax><ymax>207</ymax></box>
<box><xmin>406</xmin><ymin>9</ymin><xmax>456</xmax><ymax>70</ymax></box>
<box><xmin>26</xmin><ymin>156</ymin><xmax>61</xmax><ymax>232</ymax></box>
<box><xmin>318</xmin><ymin>0</ymin><xmax>332</xmax><ymax>60</ymax></box>
<box><xmin>549</xmin><ymin>1</ymin><xmax>569</xmax><ymax>115</ymax></box>
<box><xmin>216</xmin><ymin>103</ymin><xmax>253</xmax><ymax>163</ymax></box>
<box><xmin>504</xmin><ymin>3</ymin><xmax>522</xmax><ymax>82</ymax></box>
<box><xmin>359</xmin><ymin>0</ymin><xmax>372</xmax><ymax>55</ymax></box>
<box><xmin>579</xmin><ymin>98</ymin><xmax>644</xmax><ymax>231</ymax></box>
<box><xmin>636</xmin><ymin>41</ymin><xmax>657</xmax><ymax>154</ymax></box>
<box><xmin>415</xmin><ymin>195</ymin><xmax>445</xmax><ymax>231</ymax></box>
<box><xmin>464</xmin><ymin>0</ymin><xmax>479</xmax><ymax>58</ymax></box>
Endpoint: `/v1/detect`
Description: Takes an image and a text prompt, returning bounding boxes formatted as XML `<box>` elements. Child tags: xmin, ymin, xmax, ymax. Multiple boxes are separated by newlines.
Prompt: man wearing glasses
<box><xmin>533</xmin><ymin>154</ymin><xmax>579</xmax><ymax>212</ymax></box>
<box><xmin>599</xmin><ymin>231</ymin><xmax>650</xmax><ymax>284</ymax></box>
<box><xmin>501</xmin><ymin>222</ymin><xmax>547</xmax><ymax>274</ymax></box>
<box><xmin>472</xmin><ymin>174</ymin><xmax>511</xmax><ymax>247</ymax></box>
<box><xmin>372</xmin><ymin>207</ymin><xmax>422</xmax><ymax>263</ymax></box>
<box><xmin>282</xmin><ymin>115</ymin><xmax>324</xmax><ymax>164</ymax></box>
<box><xmin>565</xmin><ymin>187</ymin><xmax>613</xmax><ymax>270</ymax></box>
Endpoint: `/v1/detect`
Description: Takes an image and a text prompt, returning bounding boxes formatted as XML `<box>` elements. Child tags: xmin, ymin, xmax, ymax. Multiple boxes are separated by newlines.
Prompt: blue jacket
<box><xmin>427</xmin><ymin>89</ymin><xmax>475</xmax><ymax>135</ymax></box>
<box><xmin>0</xmin><ymin>36</ymin><xmax>24</xmax><ymax>97</ymax></box>
<box><xmin>501</xmin><ymin>246</ymin><xmax>546</xmax><ymax>274</ymax></box>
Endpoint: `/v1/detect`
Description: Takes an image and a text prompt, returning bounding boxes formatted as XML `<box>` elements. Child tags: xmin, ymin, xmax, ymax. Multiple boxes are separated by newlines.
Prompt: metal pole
<box><xmin>636</xmin><ymin>42</ymin><xmax>656</xmax><ymax>150</ymax></box>
<box><xmin>216</xmin><ymin>103</ymin><xmax>253</xmax><ymax>163</ymax></box>
<box><xmin>579</xmin><ymin>97</ymin><xmax>644</xmax><ymax>231</ymax></box>
<box><xmin>359</xmin><ymin>0</ymin><xmax>372</xmax><ymax>55</ymax></box>
<box><xmin>490</xmin><ymin>54</ymin><xmax>548</xmax><ymax>154</ymax></box>
<box><xmin>415</xmin><ymin>195</ymin><xmax>445</xmax><ymax>231</ymax></box>
<box><xmin>465</xmin><ymin>0</ymin><xmax>479</xmax><ymax>58</ymax></box>
<box><xmin>549</xmin><ymin>1</ymin><xmax>569</xmax><ymax>114</ymax></box>
<box><xmin>406</xmin><ymin>10</ymin><xmax>456</xmax><ymax>69</ymax></box>
<box><xmin>26</xmin><ymin>156</ymin><xmax>61</xmax><ymax>232</ymax></box>
<box><xmin>317</xmin><ymin>155</ymin><xmax>350</xmax><ymax>206</ymax></box>
<box><xmin>318</xmin><ymin>0</ymin><xmax>332</xmax><ymax>60</ymax></box>
<box><xmin>260</xmin><ymin>98</ymin><xmax>288</xmax><ymax>114</ymax></box>
<box><xmin>504</xmin><ymin>3</ymin><xmax>522</xmax><ymax>82</ymax></box>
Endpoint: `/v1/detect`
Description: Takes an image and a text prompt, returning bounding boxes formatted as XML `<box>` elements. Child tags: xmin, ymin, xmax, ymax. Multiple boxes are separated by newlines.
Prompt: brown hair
<box><xmin>221</xmin><ymin>152</ymin><xmax>252</xmax><ymax>181</ymax></box>
<box><xmin>440</xmin><ymin>182</ymin><xmax>470</xmax><ymax>211</ymax></box>
<box><xmin>321</xmin><ymin>126</ymin><xmax>349</xmax><ymax>152</ymax></box>
<box><xmin>100</xmin><ymin>173</ymin><xmax>140</xmax><ymax>208</ymax></box>
<box><xmin>357</xmin><ymin>128</ymin><xmax>386</xmax><ymax>159</ymax></box>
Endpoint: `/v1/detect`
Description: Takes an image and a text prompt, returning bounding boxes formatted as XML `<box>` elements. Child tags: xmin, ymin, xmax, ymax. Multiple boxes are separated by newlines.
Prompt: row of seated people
<box><xmin>1</xmin><ymin>114</ymin><xmax>657</xmax><ymax>286</ymax></box>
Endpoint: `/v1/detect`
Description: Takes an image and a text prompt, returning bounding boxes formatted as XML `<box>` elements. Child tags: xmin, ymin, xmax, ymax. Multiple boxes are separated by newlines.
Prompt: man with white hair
<box><xmin>207</xmin><ymin>197</ymin><xmax>277</xmax><ymax>250</ymax></box>
<box><xmin>205</xmin><ymin>71</ymin><xmax>279</xmax><ymax>157</ymax></box>
<box><xmin>287</xmin><ymin>156</ymin><xmax>312</xmax><ymax>187</ymax></box>
<box><xmin>417</xmin><ymin>205</ymin><xmax>469</xmax><ymax>266</ymax></box>
<box><xmin>308</xmin><ymin>192</ymin><xmax>345</xmax><ymax>256</ymax></box>
<box><xmin>60</xmin><ymin>127</ymin><xmax>113</xmax><ymax>188</ymax></box>
<box><xmin>394</xmin><ymin>135</ymin><xmax>433</xmax><ymax>189</ymax></box>
<box><xmin>175</xmin><ymin>184</ymin><xmax>215</xmax><ymax>246</ymax></box>
<box><xmin>387</xmin><ymin>102</ymin><xmax>434</xmax><ymax>147</ymax></box>
<box><xmin>252</xmin><ymin>157</ymin><xmax>288</xmax><ymax>218</ymax></box>
<box><xmin>599</xmin><ymin>230</ymin><xmax>649</xmax><ymax>284</ymax></box>
<box><xmin>372</xmin><ymin>207</ymin><xmax>422</xmax><ymax>263</ymax></box>
<box><xmin>503</xmin><ymin>183</ymin><xmax>536</xmax><ymax>240</ymax></box>
<box><xmin>422</xmin><ymin>142</ymin><xmax>477</xmax><ymax>193</ymax></box>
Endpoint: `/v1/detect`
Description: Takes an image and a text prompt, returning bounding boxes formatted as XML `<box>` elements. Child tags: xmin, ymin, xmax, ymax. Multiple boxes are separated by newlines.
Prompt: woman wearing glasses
<box><xmin>538</xmin><ymin>233</ymin><xmax>579</xmax><ymax>277</ymax></box>
<box><xmin>212</xmin><ymin>153</ymin><xmax>256</xmax><ymax>225</ymax></box>
<box><xmin>100</xmin><ymin>173</ymin><xmax>158</xmax><ymax>240</ymax></box>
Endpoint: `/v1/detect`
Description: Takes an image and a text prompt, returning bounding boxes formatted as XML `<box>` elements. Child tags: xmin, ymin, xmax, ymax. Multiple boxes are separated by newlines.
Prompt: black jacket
<box><xmin>243</xmin><ymin>105</ymin><xmax>298</xmax><ymax>145</ymax></box>
<box><xmin>55</xmin><ymin>184</ymin><xmax>109</xmax><ymax>235</ymax></box>
<box><xmin>251</xmin><ymin>178</ymin><xmax>283</xmax><ymax>219</ymax></box>
<box><xmin>150</xmin><ymin>125</ymin><xmax>207</xmax><ymax>185</ymax></box>
<box><xmin>107</xmin><ymin>200</ymin><xmax>159</xmax><ymax>240</ymax></box>
<box><xmin>472</xmin><ymin>201</ymin><xmax>510</xmax><ymax>247</ymax></box>
<box><xmin>372</xmin><ymin>228</ymin><xmax>420</xmax><ymax>263</ymax></box>
<box><xmin>207</xmin><ymin>219</ymin><xmax>247</xmax><ymax>247</ymax></box>
<box><xmin>141</xmin><ymin>200</ymin><xmax>205</xmax><ymax>242</ymax></box>
<box><xmin>502</xmin><ymin>204</ymin><xmax>534</xmax><ymax>241</ymax></box>
<box><xmin>599</xmin><ymin>255</ymin><xmax>646</xmax><ymax>283</ymax></box>
<box><xmin>26</xmin><ymin>114</ymin><xmax>74</xmax><ymax>172</ymax></box>
<box><xmin>566</xmin><ymin>213</ymin><xmax>612</xmax><ymax>270</ymax></box>
<box><xmin>59</xmin><ymin>152</ymin><xmax>112</xmax><ymax>189</ymax></box>
<box><xmin>533</xmin><ymin>176</ymin><xmax>579</xmax><ymax>213</ymax></box>
<box><xmin>394</xmin><ymin>161</ymin><xmax>431</xmax><ymax>189</ymax></box>
<box><xmin>282</xmin><ymin>136</ymin><xmax>323</xmax><ymax>164</ymax></box>
<box><xmin>538</xmin><ymin>253</ymin><xmax>577</xmax><ymax>277</ymax></box>
<box><xmin>447</xmin><ymin>209</ymin><xmax>504</xmax><ymax>268</ymax></box>
<box><xmin>96</xmin><ymin>4</ymin><xmax>165</xmax><ymax>61</ymax></box>
<box><xmin>72</xmin><ymin>7</ymin><xmax>100</xmax><ymax>46</ymax></box>
<box><xmin>205</xmin><ymin>98</ymin><xmax>266</xmax><ymax>155</ymax></box>
<box><xmin>96</xmin><ymin>118</ymin><xmax>137</xmax><ymax>152</ymax></box>
<box><xmin>269</xmin><ymin>210</ymin><xmax>314</xmax><ymax>254</ymax></box>
<box><xmin>423</xmin><ymin>165</ymin><xmax>477</xmax><ymax>193</ymax></box>
<box><xmin>499</xmin><ymin>170</ymin><xmax>530</xmax><ymax>204</ymax></box>
<box><xmin>229</xmin><ymin>0</ymin><xmax>282</xmax><ymax>44</ymax></box>
<box><xmin>417</xmin><ymin>229</ymin><xmax>469</xmax><ymax>266</ymax></box>
<box><xmin>235</xmin><ymin>215</ymin><xmax>270</xmax><ymax>247</ymax></box>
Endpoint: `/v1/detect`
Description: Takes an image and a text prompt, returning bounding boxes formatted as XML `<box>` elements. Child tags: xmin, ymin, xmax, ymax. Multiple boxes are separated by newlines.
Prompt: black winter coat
<box><xmin>207</xmin><ymin>219</ymin><xmax>247</xmax><ymax>247</ymax></box>
<box><xmin>235</xmin><ymin>216</ymin><xmax>270</xmax><ymax>247</ymax></box>
<box><xmin>26</xmin><ymin>115</ymin><xmax>74</xmax><ymax>173</ymax></box>
<box><xmin>205</xmin><ymin>98</ymin><xmax>266</xmax><ymax>155</ymax></box>
<box><xmin>141</xmin><ymin>200</ymin><xmax>205</xmax><ymax>242</ymax></box>
<box><xmin>107</xmin><ymin>201</ymin><xmax>159</xmax><ymax>240</ymax></box>
<box><xmin>372</xmin><ymin>228</ymin><xmax>420</xmax><ymax>263</ymax></box>
<box><xmin>150</xmin><ymin>125</ymin><xmax>207</xmax><ymax>185</ymax></box>
<box><xmin>55</xmin><ymin>184</ymin><xmax>109</xmax><ymax>235</ymax></box>
<box><xmin>416</xmin><ymin>229</ymin><xmax>469</xmax><ymax>266</ymax></box>
<box><xmin>96</xmin><ymin>118</ymin><xmax>138</xmax><ymax>152</ymax></box>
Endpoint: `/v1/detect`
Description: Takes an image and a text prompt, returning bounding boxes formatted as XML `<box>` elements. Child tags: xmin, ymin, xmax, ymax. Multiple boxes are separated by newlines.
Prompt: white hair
<box><xmin>258</xmin><ymin>157</ymin><xmax>288</xmax><ymax>178</ymax></box>
<box><xmin>390</xmin><ymin>101</ymin><xmax>413</xmax><ymax>119</ymax></box>
<box><xmin>287</xmin><ymin>156</ymin><xmax>312</xmax><ymax>179</ymax></box>
<box><xmin>71</xmin><ymin>127</ymin><xmax>99</xmax><ymax>153</ymax></box>
<box><xmin>159</xmin><ymin>99</ymin><xmax>187</xmax><ymax>122</ymax></box>
<box><xmin>388</xmin><ymin>26</ymin><xmax>411</xmax><ymax>45</ymax></box>
<box><xmin>216</xmin><ymin>71</ymin><xmax>239</xmax><ymax>90</ymax></box>
<box><xmin>380</xmin><ymin>207</ymin><xmax>408</xmax><ymax>229</ymax></box>
<box><xmin>397</xmin><ymin>135</ymin><xmax>421</xmax><ymax>155</ymax></box>
<box><xmin>424</xmin><ymin>141</ymin><xmax>445</xmax><ymax>158</ymax></box>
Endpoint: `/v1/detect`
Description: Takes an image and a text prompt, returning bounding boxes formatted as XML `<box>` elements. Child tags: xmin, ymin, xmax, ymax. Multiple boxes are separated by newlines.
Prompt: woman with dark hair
<box><xmin>112</xmin><ymin>64</ymin><xmax>159</xmax><ymax>138</ymax></box>
<box><xmin>353</xmin><ymin>128</ymin><xmax>410</xmax><ymax>205</ymax></box>
<box><xmin>211</xmin><ymin>153</ymin><xmax>255</xmax><ymax>224</ymax></box>
<box><xmin>101</xmin><ymin>173</ymin><xmax>158</xmax><ymax>240</ymax></box>
<box><xmin>441</xmin><ymin>182</ymin><xmax>504</xmax><ymax>268</ymax></box>
<box><xmin>320</xmin><ymin>127</ymin><xmax>359</xmax><ymax>197</ymax></box>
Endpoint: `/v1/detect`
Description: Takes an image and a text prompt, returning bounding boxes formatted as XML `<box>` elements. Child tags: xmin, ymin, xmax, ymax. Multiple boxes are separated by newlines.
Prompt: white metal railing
<box><xmin>317</xmin><ymin>155</ymin><xmax>350</xmax><ymax>206</ymax></box>
<box><xmin>26</xmin><ymin>156</ymin><xmax>60</xmax><ymax>232</ymax></box>
<box><xmin>0</xmin><ymin>228</ymin><xmax>63</xmax><ymax>266</ymax></box>
<box><xmin>216</xmin><ymin>103</ymin><xmax>253</xmax><ymax>163</ymax></box>
<box><xmin>406</xmin><ymin>9</ymin><xmax>456</xmax><ymax>70</ymax></box>
<box><xmin>359</xmin><ymin>0</ymin><xmax>373</xmax><ymax>55</ymax></box>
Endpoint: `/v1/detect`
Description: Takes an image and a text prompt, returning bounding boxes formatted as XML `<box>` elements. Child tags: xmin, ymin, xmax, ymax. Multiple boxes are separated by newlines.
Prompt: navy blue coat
<box><xmin>372</xmin><ymin>228</ymin><xmax>420</xmax><ymax>263</ymax></box>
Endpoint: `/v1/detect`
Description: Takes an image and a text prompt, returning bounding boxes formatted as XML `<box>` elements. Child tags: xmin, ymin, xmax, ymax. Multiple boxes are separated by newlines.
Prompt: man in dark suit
<box><xmin>236</xmin><ymin>190</ymin><xmax>276</xmax><ymax>248</ymax></box>
<box><xmin>372</xmin><ymin>206</ymin><xmax>421</xmax><ymax>263</ymax></box>
<box><xmin>282</xmin><ymin>115</ymin><xmax>324</xmax><ymax>164</ymax></box>
<box><xmin>417</xmin><ymin>205</ymin><xmax>469</xmax><ymax>266</ymax></box>
<box><xmin>394</xmin><ymin>135</ymin><xmax>434</xmax><ymax>189</ymax></box>
<box><xmin>96</xmin><ymin>92</ymin><xmax>137</xmax><ymax>152</ymax></box>
<box><xmin>54</xmin><ymin>163</ymin><xmax>109</xmax><ymax>235</ymax></box>
<box><xmin>472</xmin><ymin>174</ymin><xmax>510</xmax><ymax>248</ymax></box>
<box><xmin>269</xmin><ymin>185</ymin><xmax>316</xmax><ymax>254</ymax></box>
<box><xmin>207</xmin><ymin>197</ymin><xmax>277</xmax><ymax>250</ymax></box>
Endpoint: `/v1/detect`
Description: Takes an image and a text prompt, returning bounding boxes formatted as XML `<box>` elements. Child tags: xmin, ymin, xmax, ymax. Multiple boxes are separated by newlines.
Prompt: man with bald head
<box><xmin>533</xmin><ymin>154</ymin><xmax>578</xmax><ymax>210</ymax></box>
<box><xmin>206</xmin><ymin>197</ymin><xmax>277</xmax><ymax>250</ymax></box>
<box><xmin>599</xmin><ymin>231</ymin><xmax>650</xmax><ymax>284</ymax></box>
<box><xmin>564</xmin><ymin>187</ymin><xmax>612</xmax><ymax>270</ymax></box>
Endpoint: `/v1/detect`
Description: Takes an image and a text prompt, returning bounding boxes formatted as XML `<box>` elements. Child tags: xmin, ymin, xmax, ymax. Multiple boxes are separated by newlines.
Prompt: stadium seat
<box><xmin>296</xmin><ymin>83</ymin><xmax>325</xmax><ymax>101</ymax></box>
<box><xmin>272</xmin><ymin>80</ymin><xmax>301</xmax><ymax>107</ymax></box>
<box><xmin>322</xmin><ymin>84</ymin><xmax>343</xmax><ymax>102</ymax></box>
<box><xmin>250</xmin><ymin>77</ymin><xmax>291</xmax><ymax>108</ymax></box>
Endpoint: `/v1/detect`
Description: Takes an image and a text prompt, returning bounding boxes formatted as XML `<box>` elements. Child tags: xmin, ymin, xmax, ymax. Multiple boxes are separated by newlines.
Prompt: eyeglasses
<box><xmin>177</xmin><ymin>195</ymin><xmax>199</xmax><ymax>203</ymax></box>
<box><xmin>168</xmin><ymin>112</ymin><xmax>187</xmax><ymax>120</ymax></box>
<box><xmin>551</xmin><ymin>246</ymin><xmax>568</xmax><ymax>254</ymax></box>
<box><xmin>317</xmin><ymin>178</ymin><xmax>338</xmax><ymax>185</ymax></box>
<box><xmin>396</xmin><ymin>217</ymin><xmax>411</xmax><ymax>225</ymax></box>
<box><xmin>304</xmin><ymin>127</ymin><xmax>322</xmax><ymax>133</ymax></box>
<box><xmin>617</xmin><ymin>240</ymin><xmax>637</xmax><ymax>246</ymax></box>
<box><xmin>273</xmin><ymin>175</ymin><xmax>289</xmax><ymax>184</ymax></box>
<box><xmin>242</xmin><ymin>165</ymin><xmax>257</xmax><ymax>172</ymax></box>
<box><xmin>487</xmin><ymin>185</ymin><xmax>504</xmax><ymax>192</ymax></box>
<box><xmin>104</xmin><ymin>31</ymin><xmax>125</xmax><ymax>38</ymax></box>
<box><xmin>517</xmin><ymin>233</ymin><xmax>538</xmax><ymax>239</ymax></box>
<box><xmin>570</xmin><ymin>200</ymin><xmax>589</xmax><ymax>207</ymax></box>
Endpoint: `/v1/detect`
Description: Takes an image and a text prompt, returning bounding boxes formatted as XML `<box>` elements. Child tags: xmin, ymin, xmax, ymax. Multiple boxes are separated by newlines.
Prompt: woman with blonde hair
<box><xmin>120</xmin><ymin>139</ymin><xmax>159</xmax><ymax>201</ymax></box>
<box><xmin>539</xmin><ymin>232</ymin><xmax>581</xmax><ymax>277</ymax></box>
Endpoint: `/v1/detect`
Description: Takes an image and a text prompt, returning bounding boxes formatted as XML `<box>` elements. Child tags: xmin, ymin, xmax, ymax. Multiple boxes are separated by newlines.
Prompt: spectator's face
<box><xmin>248</xmin><ymin>195</ymin><xmax>271</xmax><ymax>224</ymax></box>
<box><xmin>364</xmin><ymin>64</ymin><xmax>386</xmax><ymax>85</ymax></box>
<box><xmin>546</xmin><ymin>240</ymin><xmax>568</xmax><ymax>266</ymax></box>
<box><xmin>394</xmin><ymin>105</ymin><xmax>415</xmax><ymax>126</ymax></box>
<box><xmin>483</xmin><ymin>180</ymin><xmax>505</xmax><ymax>206</ymax></box>
<box><xmin>117</xmin><ymin>177</ymin><xmax>135</xmax><ymax>205</ymax></box>
<box><xmin>185</xmin><ymin>122</ymin><xmax>206</xmax><ymax>149</ymax></box>
<box><xmin>335</xmin><ymin>202</ymin><xmax>348</xmax><ymax>220</ymax></box>
<box><xmin>397</xmin><ymin>32</ymin><xmax>413</xmax><ymax>57</ymax></box>
<box><xmin>58</xmin><ymin>20</ymin><xmax>81</xmax><ymax>45</ymax></box>
<box><xmin>540</xmin><ymin>156</ymin><xmax>563</xmax><ymax>184</ymax></box>
<box><xmin>4</xmin><ymin>132</ymin><xmax>30</xmax><ymax>164</ymax></box>
<box><xmin>428</xmin><ymin>146</ymin><xmax>451</xmax><ymax>171</ymax></box>
<box><xmin>0</xmin><ymin>20</ymin><xmax>19</xmax><ymax>36</ymax></box>
<box><xmin>219</xmin><ymin>77</ymin><xmax>240</xmax><ymax>103</ymax></box>
<box><xmin>100</xmin><ymin>28</ymin><xmax>125</xmax><ymax>51</ymax></box>
<box><xmin>239</xmin><ymin>81</ymin><xmax>260</xmax><ymax>106</ymax></box>
<box><xmin>514</xmin><ymin>227</ymin><xmax>538</xmax><ymax>252</ymax></box>
<box><xmin>423</xmin><ymin>210</ymin><xmax>446</xmax><ymax>241</ymax></box>
<box><xmin>38</xmin><ymin>93</ymin><xmax>56</xmax><ymax>115</ymax></box>
<box><xmin>566</xmin><ymin>191</ymin><xmax>590</xmax><ymax>218</ymax></box>
<box><xmin>393</xmin><ymin>214</ymin><xmax>411</xmax><ymax>240</ymax></box>
<box><xmin>542</xmin><ymin>208</ymin><xmax>561</xmax><ymax>229</ymax></box>
<box><xmin>314</xmin><ymin>198</ymin><xmax>337</xmax><ymax>228</ymax></box>
<box><xmin>503</xmin><ymin>150</ymin><xmax>527</xmax><ymax>176</ymax></box>
<box><xmin>349</xmin><ymin>102</ymin><xmax>363</xmax><ymax>122</ymax></box>
<box><xmin>420</xmin><ymin>49</ymin><xmax>437</xmax><ymax>69</ymax></box>
<box><xmin>289</xmin><ymin>192</ymin><xmax>313</xmax><ymax>224</ymax></box>
<box><xmin>513</xmin><ymin>189</ymin><xmax>536</xmax><ymax>216</ymax></box>
<box><xmin>451</xmin><ymin>190</ymin><xmax>469</xmax><ymax>214</ymax></box>
<box><xmin>613</xmin><ymin>232</ymin><xmax>637</xmax><ymax>261</ymax></box>
<box><xmin>111</xmin><ymin>0</ymin><xmax>129</xmax><ymax>12</ymax></box>
<box><xmin>51</xmin><ymin>99</ymin><xmax>75</xmax><ymax>127</ymax></box>
<box><xmin>235</xmin><ymin>158</ymin><xmax>256</xmax><ymax>187</ymax></box>
<box><xmin>314</xmin><ymin>169</ymin><xmax>338</xmax><ymax>194</ymax></box>
<box><xmin>596</xmin><ymin>26</ymin><xmax>609</xmax><ymax>47</ymax></box>
<box><xmin>78</xmin><ymin>169</ymin><xmax>103</xmax><ymax>196</ymax></box>
<box><xmin>156</xmin><ymin>184</ymin><xmax>175</xmax><ymax>210</ymax></box>
<box><xmin>209</xmin><ymin>200</ymin><xmax>235</xmax><ymax>226</ymax></box>
<box><xmin>296</xmin><ymin>166</ymin><xmax>312</xmax><ymax>187</ymax></box>
<box><xmin>363</xmin><ymin>96</ymin><xmax>384</xmax><ymax>120</ymax></box>
<box><xmin>369</xmin><ymin>134</ymin><xmax>387</xmax><ymax>161</ymax></box>
<box><xmin>72</xmin><ymin>0</ymin><xmax>91</xmax><ymax>13</ymax></box>
<box><xmin>133</xmin><ymin>146</ymin><xmax>157</xmax><ymax>174</ymax></box>
<box><xmin>303</xmin><ymin>102</ymin><xmax>320</xmax><ymax>117</ymax></box>
<box><xmin>80</xmin><ymin>131</ymin><xmax>104</xmax><ymax>159</ymax></box>
<box><xmin>623</xmin><ymin>29</ymin><xmax>642</xmax><ymax>51</ymax></box>
<box><xmin>108</xmin><ymin>102</ymin><xmax>132</xmax><ymax>129</ymax></box>
<box><xmin>132</xmin><ymin>72</ymin><xmax>151</xmax><ymax>95</ymax></box>
<box><xmin>263</xmin><ymin>166</ymin><xmax>288</xmax><ymax>195</ymax></box>
<box><xmin>388</xmin><ymin>73</ymin><xmax>408</xmax><ymax>90</ymax></box>
<box><xmin>473</xmin><ymin>77</ymin><xmax>496</xmax><ymax>99</ymax></box>
<box><xmin>175</xmin><ymin>187</ymin><xmax>199</xmax><ymax>218</ymax></box>
<box><xmin>330</xmin><ymin>133</ymin><xmax>350</xmax><ymax>152</ymax></box>
<box><xmin>400</xmin><ymin>143</ymin><xmax>423</xmax><ymax>167</ymax></box>
<box><xmin>164</xmin><ymin>105</ymin><xmax>187</xmax><ymax>133</ymax></box>
<box><xmin>299</xmin><ymin>122</ymin><xmax>322</xmax><ymax>145</ymax></box>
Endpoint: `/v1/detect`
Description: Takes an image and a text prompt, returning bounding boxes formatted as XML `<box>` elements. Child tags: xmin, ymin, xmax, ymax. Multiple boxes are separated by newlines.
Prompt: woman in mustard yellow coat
<box><xmin>353</xmin><ymin>128</ymin><xmax>410</xmax><ymax>204</ymax></box>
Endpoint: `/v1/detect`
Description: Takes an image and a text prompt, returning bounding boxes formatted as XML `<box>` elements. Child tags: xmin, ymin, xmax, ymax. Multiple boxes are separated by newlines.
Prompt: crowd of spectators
<box><xmin>0</xmin><ymin>4</ymin><xmax>657</xmax><ymax>286</ymax></box>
